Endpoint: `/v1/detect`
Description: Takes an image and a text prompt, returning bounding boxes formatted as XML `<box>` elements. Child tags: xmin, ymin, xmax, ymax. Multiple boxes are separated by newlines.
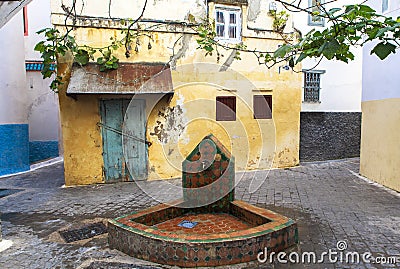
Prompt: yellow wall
<box><xmin>145</xmin><ymin>64</ymin><xmax>301</xmax><ymax>180</ymax></box>
<box><xmin>57</xmin><ymin>55</ymin><xmax>104</xmax><ymax>185</ymax></box>
<box><xmin>360</xmin><ymin>98</ymin><xmax>400</xmax><ymax>192</ymax></box>
<box><xmin>54</xmin><ymin>4</ymin><xmax>302</xmax><ymax>185</ymax></box>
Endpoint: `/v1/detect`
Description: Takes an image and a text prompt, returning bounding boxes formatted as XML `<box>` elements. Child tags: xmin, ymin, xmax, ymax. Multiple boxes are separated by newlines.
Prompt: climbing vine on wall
<box><xmin>35</xmin><ymin>0</ymin><xmax>400</xmax><ymax>92</ymax></box>
<box><xmin>34</xmin><ymin>23</ymin><xmax>151</xmax><ymax>91</ymax></box>
<box><xmin>195</xmin><ymin>3</ymin><xmax>400</xmax><ymax>70</ymax></box>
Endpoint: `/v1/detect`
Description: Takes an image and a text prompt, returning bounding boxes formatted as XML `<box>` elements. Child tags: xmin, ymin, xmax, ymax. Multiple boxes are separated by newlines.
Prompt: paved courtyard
<box><xmin>0</xmin><ymin>158</ymin><xmax>399</xmax><ymax>268</ymax></box>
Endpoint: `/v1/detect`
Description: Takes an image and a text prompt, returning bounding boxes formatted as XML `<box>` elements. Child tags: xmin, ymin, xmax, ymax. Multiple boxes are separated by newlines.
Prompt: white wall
<box><xmin>0</xmin><ymin>10</ymin><xmax>28</xmax><ymax>124</ymax></box>
<box><xmin>0</xmin><ymin>0</ymin><xmax>32</xmax><ymax>28</ymax></box>
<box><xmin>51</xmin><ymin>0</ymin><xmax>206</xmax><ymax>22</ymax></box>
<box><xmin>25</xmin><ymin>0</ymin><xmax>60</xmax><ymax>141</ymax></box>
<box><xmin>24</xmin><ymin>0</ymin><xmax>52</xmax><ymax>60</ymax></box>
<box><xmin>362</xmin><ymin>0</ymin><xmax>400</xmax><ymax>102</ymax></box>
<box><xmin>293</xmin><ymin>0</ymin><xmax>362</xmax><ymax>112</ymax></box>
<box><xmin>26</xmin><ymin>74</ymin><xmax>60</xmax><ymax>141</ymax></box>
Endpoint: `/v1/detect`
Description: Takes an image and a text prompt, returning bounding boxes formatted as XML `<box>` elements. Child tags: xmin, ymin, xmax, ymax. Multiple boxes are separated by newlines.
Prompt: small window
<box><xmin>382</xmin><ymin>0</ymin><xmax>389</xmax><ymax>12</ymax></box>
<box><xmin>215</xmin><ymin>6</ymin><xmax>241</xmax><ymax>42</ymax></box>
<box><xmin>303</xmin><ymin>71</ymin><xmax>324</xmax><ymax>103</ymax></box>
<box><xmin>253</xmin><ymin>95</ymin><xmax>272</xmax><ymax>119</ymax></box>
<box><xmin>23</xmin><ymin>6</ymin><xmax>28</xmax><ymax>36</ymax></box>
<box><xmin>308</xmin><ymin>0</ymin><xmax>324</xmax><ymax>26</ymax></box>
<box><xmin>216</xmin><ymin>96</ymin><xmax>236</xmax><ymax>121</ymax></box>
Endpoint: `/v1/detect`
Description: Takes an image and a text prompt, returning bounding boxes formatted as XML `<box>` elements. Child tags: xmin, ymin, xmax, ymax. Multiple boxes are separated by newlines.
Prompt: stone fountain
<box><xmin>108</xmin><ymin>134</ymin><xmax>298</xmax><ymax>267</ymax></box>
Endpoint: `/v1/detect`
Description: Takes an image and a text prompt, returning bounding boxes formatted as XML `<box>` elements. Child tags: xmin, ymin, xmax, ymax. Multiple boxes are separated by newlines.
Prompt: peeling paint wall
<box><xmin>52</xmin><ymin>0</ymin><xmax>302</xmax><ymax>185</ymax></box>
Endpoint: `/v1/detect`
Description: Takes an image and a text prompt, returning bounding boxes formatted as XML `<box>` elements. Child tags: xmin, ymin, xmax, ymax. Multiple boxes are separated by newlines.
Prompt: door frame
<box><xmin>99</xmin><ymin>98</ymin><xmax>148</xmax><ymax>182</ymax></box>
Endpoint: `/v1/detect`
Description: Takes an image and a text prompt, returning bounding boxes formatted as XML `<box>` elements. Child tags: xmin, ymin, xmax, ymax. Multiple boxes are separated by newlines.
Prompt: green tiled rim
<box><xmin>109</xmin><ymin>217</ymin><xmax>296</xmax><ymax>244</ymax></box>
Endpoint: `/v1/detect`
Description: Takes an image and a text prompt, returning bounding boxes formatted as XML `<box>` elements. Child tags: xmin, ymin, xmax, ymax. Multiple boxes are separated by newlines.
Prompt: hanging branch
<box><xmin>195</xmin><ymin>3</ymin><xmax>400</xmax><ymax>71</ymax></box>
<box><xmin>34</xmin><ymin>0</ymin><xmax>400</xmax><ymax>91</ymax></box>
<box><xmin>124</xmin><ymin>0</ymin><xmax>148</xmax><ymax>55</ymax></box>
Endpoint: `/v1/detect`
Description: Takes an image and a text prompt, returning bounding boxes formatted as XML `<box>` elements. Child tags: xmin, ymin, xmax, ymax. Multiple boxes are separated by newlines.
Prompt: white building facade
<box><xmin>0</xmin><ymin>0</ymin><xmax>59</xmax><ymax>176</ymax></box>
<box><xmin>292</xmin><ymin>0</ymin><xmax>363</xmax><ymax>161</ymax></box>
<box><xmin>24</xmin><ymin>0</ymin><xmax>60</xmax><ymax>164</ymax></box>
<box><xmin>0</xmin><ymin>7</ymin><xmax>29</xmax><ymax>175</ymax></box>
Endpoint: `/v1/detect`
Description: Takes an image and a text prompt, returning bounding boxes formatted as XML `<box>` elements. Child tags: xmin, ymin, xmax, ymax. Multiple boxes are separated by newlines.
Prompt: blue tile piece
<box><xmin>178</xmin><ymin>220</ymin><xmax>198</xmax><ymax>229</ymax></box>
<box><xmin>25</xmin><ymin>62</ymin><xmax>55</xmax><ymax>71</ymax></box>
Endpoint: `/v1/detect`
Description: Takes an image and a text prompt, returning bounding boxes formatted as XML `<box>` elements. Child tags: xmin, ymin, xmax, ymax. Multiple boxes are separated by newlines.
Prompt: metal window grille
<box><xmin>304</xmin><ymin>72</ymin><xmax>321</xmax><ymax>103</ymax></box>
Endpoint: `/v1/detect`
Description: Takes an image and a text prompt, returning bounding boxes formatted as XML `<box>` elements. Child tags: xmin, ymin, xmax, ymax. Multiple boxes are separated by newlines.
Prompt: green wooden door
<box><xmin>100</xmin><ymin>99</ymin><xmax>147</xmax><ymax>182</ymax></box>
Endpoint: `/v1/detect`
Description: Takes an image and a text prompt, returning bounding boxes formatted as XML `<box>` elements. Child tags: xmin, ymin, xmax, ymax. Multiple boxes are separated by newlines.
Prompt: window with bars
<box><xmin>253</xmin><ymin>95</ymin><xmax>272</xmax><ymax>119</ymax></box>
<box><xmin>308</xmin><ymin>0</ymin><xmax>324</xmax><ymax>26</ymax></box>
<box><xmin>215</xmin><ymin>6</ymin><xmax>241</xmax><ymax>42</ymax></box>
<box><xmin>303</xmin><ymin>71</ymin><xmax>324</xmax><ymax>103</ymax></box>
<box><xmin>216</xmin><ymin>96</ymin><xmax>236</xmax><ymax>121</ymax></box>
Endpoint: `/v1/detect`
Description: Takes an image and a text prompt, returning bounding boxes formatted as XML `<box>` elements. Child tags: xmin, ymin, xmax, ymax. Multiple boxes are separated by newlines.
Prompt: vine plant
<box><xmin>35</xmin><ymin>1</ymin><xmax>400</xmax><ymax>92</ymax></box>
<box><xmin>269</xmin><ymin>10</ymin><xmax>289</xmax><ymax>32</ymax></box>
<box><xmin>34</xmin><ymin>21</ymin><xmax>149</xmax><ymax>91</ymax></box>
<box><xmin>195</xmin><ymin>4</ymin><xmax>400</xmax><ymax>70</ymax></box>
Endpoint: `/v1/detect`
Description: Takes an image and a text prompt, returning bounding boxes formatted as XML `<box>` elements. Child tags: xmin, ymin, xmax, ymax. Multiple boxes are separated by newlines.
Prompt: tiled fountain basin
<box><xmin>108</xmin><ymin>200</ymin><xmax>298</xmax><ymax>267</ymax></box>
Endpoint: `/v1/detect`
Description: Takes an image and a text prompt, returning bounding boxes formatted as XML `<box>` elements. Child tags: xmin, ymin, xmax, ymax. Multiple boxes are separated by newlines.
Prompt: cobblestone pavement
<box><xmin>0</xmin><ymin>158</ymin><xmax>399</xmax><ymax>269</ymax></box>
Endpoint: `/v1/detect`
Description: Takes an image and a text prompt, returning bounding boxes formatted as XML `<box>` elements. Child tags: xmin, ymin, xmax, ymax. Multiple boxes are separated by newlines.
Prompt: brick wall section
<box><xmin>300</xmin><ymin>112</ymin><xmax>361</xmax><ymax>161</ymax></box>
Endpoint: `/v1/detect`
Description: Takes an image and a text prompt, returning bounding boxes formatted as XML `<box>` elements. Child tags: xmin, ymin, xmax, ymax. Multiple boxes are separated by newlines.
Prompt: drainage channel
<box><xmin>59</xmin><ymin>222</ymin><xmax>108</xmax><ymax>243</ymax></box>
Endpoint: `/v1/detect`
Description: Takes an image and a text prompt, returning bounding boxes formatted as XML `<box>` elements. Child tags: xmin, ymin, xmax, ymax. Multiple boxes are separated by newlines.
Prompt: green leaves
<box><xmin>320</xmin><ymin>38</ymin><xmax>340</xmax><ymax>60</ymax></box>
<box><xmin>34</xmin><ymin>26</ymin><xmax>125</xmax><ymax>91</ymax></box>
<box><xmin>96</xmin><ymin>49</ymin><xmax>119</xmax><ymax>72</ymax></box>
<box><xmin>75</xmin><ymin>49</ymin><xmax>90</xmax><ymax>66</ymax></box>
<box><xmin>358</xmin><ymin>5</ymin><xmax>375</xmax><ymax>14</ymax></box>
<box><xmin>32</xmin><ymin>1</ymin><xmax>400</xmax><ymax>93</ymax></box>
<box><xmin>272</xmin><ymin>10</ymin><xmax>289</xmax><ymax>32</ymax></box>
<box><xmin>34</xmin><ymin>41</ymin><xmax>46</xmax><ymax>53</ymax></box>
<box><xmin>371</xmin><ymin>42</ymin><xmax>397</xmax><ymax>60</ymax></box>
<box><xmin>196</xmin><ymin>21</ymin><xmax>218</xmax><ymax>57</ymax></box>
<box><xmin>289</xmin><ymin>4</ymin><xmax>400</xmax><ymax>65</ymax></box>
<box><xmin>274</xmin><ymin>44</ymin><xmax>292</xmax><ymax>58</ymax></box>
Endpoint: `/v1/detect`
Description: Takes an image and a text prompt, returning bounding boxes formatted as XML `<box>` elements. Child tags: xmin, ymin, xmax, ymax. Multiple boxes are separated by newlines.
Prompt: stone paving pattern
<box><xmin>0</xmin><ymin>158</ymin><xmax>399</xmax><ymax>268</ymax></box>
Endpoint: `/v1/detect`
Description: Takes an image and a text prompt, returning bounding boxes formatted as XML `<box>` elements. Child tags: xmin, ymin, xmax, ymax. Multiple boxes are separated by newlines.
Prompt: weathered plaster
<box><xmin>57</xmin><ymin>53</ymin><xmax>104</xmax><ymax>185</ymax></box>
<box><xmin>219</xmin><ymin>49</ymin><xmax>238</xmax><ymax>72</ymax></box>
<box><xmin>247</xmin><ymin>0</ymin><xmax>261</xmax><ymax>22</ymax></box>
<box><xmin>53</xmin><ymin>0</ymin><xmax>302</xmax><ymax>185</ymax></box>
<box><xmin>169</xmin><ymin>34</ymin><xmax>191</xmax><ymax>70</ymax></box>
<box><xmin>149</xmin><ymin>102</ymin><xmax>186</xmax><ymax>144</ymax></box>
